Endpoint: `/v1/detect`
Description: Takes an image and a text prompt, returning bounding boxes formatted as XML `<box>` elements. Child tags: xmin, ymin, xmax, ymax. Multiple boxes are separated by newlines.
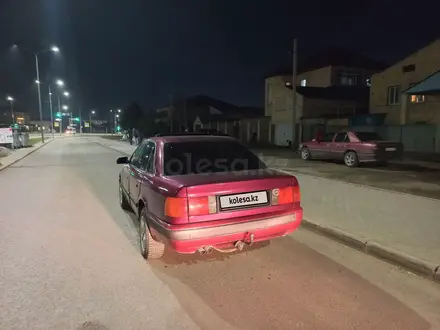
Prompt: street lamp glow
<box><xmin>109</xmin><ymin>109</ymin><xmax>113</xmax><ymax>113</ymax></box>
<box><xmin>62</xmin><ymin>105</ymin><xmax>68</xmax><ymax>110</ymax></box>
<box><xmin>63</xmin><ymin>91</ymin><xmax>70</xmax><ymax>97</ymax></box>
<box><xmin>6</xmin><ymin>96</ymin><xmax>14</xmax><ymax>101</ymax></box>
<box><xmin>91</xmin><ymin>110</ymin><xmax>96</xmax><ymax>114</ymax></box>
<box><xmin>116</xmin><ymin>114</ymin><xmax>120</xmax><ymax>118</ymax></box>
<box><xmin>117</xmin><ymin>109</ymin><xmax>121</xmax><ymax>113</ymax></box>
<box><xmin>51</xmin><ymin>46</ymin><xmax>60</xmax><ymax>53</ymax></box>
<box><xmin>35</xmin><ymin>80</ymin><xmax>40</xmax><ymax>84</ymax></box>
<box><xmin>56</xmin><ymin>80</ymin><xmax>64</xmax><ymax>87</ymax></box>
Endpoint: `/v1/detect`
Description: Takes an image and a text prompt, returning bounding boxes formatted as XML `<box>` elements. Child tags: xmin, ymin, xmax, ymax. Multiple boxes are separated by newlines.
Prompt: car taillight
<box><xmin>272</xmin><ymin>186</ymin><xmax>300</xmax><ymax>205</ymax></box>
<box><xmin>188</xmin><ymin>196</ymin><xmax>217</xmax><ymax>216</ymax></box>
<box><xmin>164</xmin><ymin>196</ymin><xmax>217</xmax><ymax>217</ymax></box>
<box><xmin>165</xmin><ymin>197</ymin><xmax>188</xmax><ymax>218</ymax></box>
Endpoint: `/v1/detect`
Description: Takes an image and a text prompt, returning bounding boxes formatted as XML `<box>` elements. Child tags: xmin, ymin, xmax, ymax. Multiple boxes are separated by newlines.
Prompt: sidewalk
<box><xmin>0</xmin><ymin>139</ymin><xmax>53</xmax><ymax>171</ymax></box>
<box><xmin>92</xmin><ymin>136</ymin><xmax>440</xmax><ymax>282</ymax></box>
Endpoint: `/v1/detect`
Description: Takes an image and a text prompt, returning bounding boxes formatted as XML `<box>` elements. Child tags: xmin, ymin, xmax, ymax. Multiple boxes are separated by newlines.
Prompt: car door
<box><xmin>330</xmin><ymin>132</ymin><xmax>349</xmax><ymax>160</ymax></box>
<box><xmin>139</xmin><ymin>141</ymin><xmax>162</xmax><ymax>218</ymax></box>
<box><xmin>127</xmin><ymin>141</ymin><xmax>149</xmax><ymax>210</ymax></box>
<box><xmin>314</xmin><ymin>133</ymin><xmax>334</xmax><ymax>159</ymax></box>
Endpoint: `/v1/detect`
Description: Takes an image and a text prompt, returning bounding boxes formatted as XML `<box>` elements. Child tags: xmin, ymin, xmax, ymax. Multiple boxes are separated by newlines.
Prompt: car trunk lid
<box><xmin>174</xmin><ymin>170</ymin><xmax>300</xmax><ymax>223</ymax></box>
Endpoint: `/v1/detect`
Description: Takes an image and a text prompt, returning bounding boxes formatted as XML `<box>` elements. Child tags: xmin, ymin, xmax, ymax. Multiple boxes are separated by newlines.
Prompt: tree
<box><xmin>138</xmin><ymin>112</ymin><xmax>169</xmax><ymax>137</ymax></box>
<box><xmin>120</xmin><ymin>103</ymin><xmax>144</xmax><ymax>130</ymax></box>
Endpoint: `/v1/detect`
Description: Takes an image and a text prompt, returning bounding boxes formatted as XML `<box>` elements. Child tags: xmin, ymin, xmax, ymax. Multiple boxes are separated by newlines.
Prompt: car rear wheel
<box><xmin>139</xmin><ymin>208</ymin><xmax>165</xmax><ymax>260</ymax></box>
<box><xmin>344</xmin><ymin>151</ymin><xmax>359</xmax><ymax>167</ymax></box>
<box><xmin>300</xmin><ymin>147</ymin><xmax>311</xmax><ymax>161</ymax></box>
<box><xmin>119</xmin><ymin>183</ymin><xmax>131</xmax><ymax>210</ymax></box>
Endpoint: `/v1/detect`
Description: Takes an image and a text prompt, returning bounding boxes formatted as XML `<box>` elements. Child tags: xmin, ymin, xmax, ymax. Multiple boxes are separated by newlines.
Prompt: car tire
<box><xmin>139</xmin><ymin>208</ymin><xmax>165</xmax><ymax>260</ymax></box>
<box><xmin>344</xmin><ymin>151</ymin><xmax>359</xmax><ymax>167</ymax></box>
<box><xmin>119</xmin><ymin>183</ymin><xmax>131</xmax><ymax>210</ymax></box>
<box><xmin>300</xmin><ymin>147</ymin><xmax>312</xmax><ymax>161</ymax></box>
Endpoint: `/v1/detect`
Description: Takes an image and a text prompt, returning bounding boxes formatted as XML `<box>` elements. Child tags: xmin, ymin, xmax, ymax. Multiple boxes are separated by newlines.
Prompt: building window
<box><xmin>387</xmin><ymin>86</ymin><xmax>401</xmax><ymax>105</ymax></box>
<box><xmin>266</xmin><ymin>84</ymin><xmax>272</xmax><ymax>105</ymax></box>
<box><xmin>300</xmin><ymin>79</ymin><xmax>307</xmax><ymax>87</ymax></box>
<box><xmin>411</xmin><ymin>95</ymin><xmax>425</xmax><ymax>103</ymax></box>
<box><xmin>337</xmin><ymin>72</ymin><xmax>360</xmax><ymax>86</ymax></box>
<box><xmin>408</xmin><ymin>83</ymin><xmax>425</xmax><ymax>103</ymax></box>
<box><xmin>402</xmin><ymin>64</ymin><xmax>416</xmax><ymax>73</ymax></box>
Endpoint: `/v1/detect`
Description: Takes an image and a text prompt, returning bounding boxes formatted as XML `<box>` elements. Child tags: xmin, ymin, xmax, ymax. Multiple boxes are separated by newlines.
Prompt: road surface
<box><xmin>0</xmin><ymin>137</ymin><xmax>439</xmax><ymax>330</ymax></box>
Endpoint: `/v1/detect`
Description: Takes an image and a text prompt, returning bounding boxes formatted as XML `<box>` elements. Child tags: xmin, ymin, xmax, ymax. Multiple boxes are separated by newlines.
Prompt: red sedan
<box><xmin>117</xmin><ymin>133</ymin><xmax>303</xmax><ymax>259</ymax></box>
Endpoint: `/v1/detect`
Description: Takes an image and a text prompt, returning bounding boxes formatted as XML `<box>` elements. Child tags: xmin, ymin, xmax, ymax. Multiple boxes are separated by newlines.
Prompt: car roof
<box><xmin>152</xmin><ymin>134</ymin><xmax>237</xmax><ymax>144</ymax></box>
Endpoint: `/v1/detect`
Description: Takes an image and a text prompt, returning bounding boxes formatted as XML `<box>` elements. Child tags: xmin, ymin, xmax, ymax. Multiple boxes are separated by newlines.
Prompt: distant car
<box><xmin>65</xmin><ymin>127</ymin><xmax>76</xmax><ymax>135</ymax></box>
<box><xmin>299</xmin><ymin>131</ymin><xmax>404</xmax><ymax>167</ymax></box>
<box><xmin>116</xmin><ymin>134</ymin><xmax>303</xmax><ymax>259</ymax></box>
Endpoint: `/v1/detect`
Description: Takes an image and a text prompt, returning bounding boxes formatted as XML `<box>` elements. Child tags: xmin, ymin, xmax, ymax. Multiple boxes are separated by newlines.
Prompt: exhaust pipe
<box><xmin>235</xmin><ymin>241</ymin><xmax>245</xmax><ymax>251</ymax></box>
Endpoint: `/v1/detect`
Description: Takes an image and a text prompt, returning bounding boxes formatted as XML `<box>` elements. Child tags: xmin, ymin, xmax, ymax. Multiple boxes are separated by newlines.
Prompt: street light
<box><xmin>15</xmin><ymin>45</ymin><xmax>60</xmax><ymax>142</ymax></box>
<box><xmin>56</xmin><ymin>79</ymin><xmax>64</xmax><ymax>87</ymax></box>
<box><xmin>89</xmin><ymin>110</ymin><xmax>96</xmax><ymax>134</ymax></box>
<box><xmin>62</xmin><ymin>105</ymin><xmax>69</xmax><ymax>110</ymax></box>
<box><xmin>63</xmin><ymin>91</ymin><xmax>69</xmax><ymax>97</ymax></box>
<box><xmin>35</xmin><ymin>47</ymin><xmax>60</xmax><ymax>142</ymax></box>
<box><xmin>6</xmin><ymin>96</ymin><xmax>15</xmax><ymax>125</ymax></box>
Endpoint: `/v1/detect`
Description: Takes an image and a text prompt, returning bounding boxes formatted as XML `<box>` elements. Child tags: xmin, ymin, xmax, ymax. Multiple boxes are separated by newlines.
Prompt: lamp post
<box><xmin>6</xmin><ymin>96</ymin><xmax>15</xmax><ymax>149</ymax></box>
<box><xmin>55</xmin><ymin>80</ymin><xmax>65</xmax><ymax>134</ymax></box>
<box><xmin>34</xmin><ymin>46</ymin><xmax>60</xmax><ymax>142</ymax></box>
<box><xmin>6</xmin><ymin>96</ymin><xmax>15</xmax><ymax>125</ymax></box>
<box><xmin>89</xmin><ymin>110</ymin><xmax>95</xmax><ymax>134</ymax></box>
<box><xmin>48</xmin><ymin>86</ymin><xmax>55</xmax><ymax>137</ymax></box>
<box><xmin>115</xmin><ymin>112</ymin><xmax>120</xmax><ymax>134</ymax></box>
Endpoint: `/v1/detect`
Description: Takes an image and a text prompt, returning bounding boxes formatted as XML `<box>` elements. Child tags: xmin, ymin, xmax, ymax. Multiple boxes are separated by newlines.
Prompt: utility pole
<box><xmin>57</xmin><ymin>96</ymin><xmax>62</xmax><ymax>134</ymax></box>
<box><xmin>291</xmin><ymin>38</ymin><xmax>298</xmax><ymax>150</ymax></box>
<box><xmin>79</xmin><ymin>105</ymin><xmax>82</xmax><ymax>134</ymax></box>
<box><xmin>183</xmin><ymin>99</ymin><xmax>187</xmax><ymax>131</ymax></box>
<box><xmin>169</xmin><ymin>94</ymin><xmax>174</xmax><ymax>133</ymax></box>
<box><xmin>48</xmin><ymin>85</ymin><xmax>54</xmax><ymax>137</ymax></box>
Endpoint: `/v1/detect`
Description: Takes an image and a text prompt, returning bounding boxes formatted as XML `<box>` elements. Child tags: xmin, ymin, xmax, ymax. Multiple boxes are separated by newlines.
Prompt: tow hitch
<box><xmin>234</xmin><ymin>233</ymin><xmax>254</xmax><ymax>251</ymax></box>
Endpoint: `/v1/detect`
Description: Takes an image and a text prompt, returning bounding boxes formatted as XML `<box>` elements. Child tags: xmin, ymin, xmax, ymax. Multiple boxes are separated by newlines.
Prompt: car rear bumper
<box><xmin>359</xmin><ymin>151</ymin><xmax>403</xmax><ymax>162</ymax></box>
<box><xmin>148</xmin><ymin>208</ymin><xmax>303</xmax><ymax>254</ymax></box>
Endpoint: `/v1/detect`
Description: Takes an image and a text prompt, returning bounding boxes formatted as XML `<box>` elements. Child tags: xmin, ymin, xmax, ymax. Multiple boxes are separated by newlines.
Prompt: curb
<box><xmin>0</xmin><ymin>139</ymin><xmax>54</xmax><ymax>172</ymax></box>
<box><xmin>301</xmin><ymin>219</ymin><xmax>440</xmax><ymax>283</ymax></box>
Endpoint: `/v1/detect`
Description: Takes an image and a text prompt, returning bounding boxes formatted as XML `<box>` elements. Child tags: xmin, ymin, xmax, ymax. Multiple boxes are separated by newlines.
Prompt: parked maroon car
<box><xmin>117</xmin><ymin>133</ymin><xmax>303</xmax><ymax>259</ymax></box>
<box><xmin>299</xmin><ymin>131</ymin><xmax>404</xmax><ymax>167</ymax></box>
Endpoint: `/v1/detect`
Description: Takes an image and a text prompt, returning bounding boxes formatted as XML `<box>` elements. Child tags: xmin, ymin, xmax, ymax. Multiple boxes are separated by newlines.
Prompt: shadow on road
<box><xmin>148</xmin><ymin>235</ymin><xmax>429</xmax><ymax>330</ymax></box>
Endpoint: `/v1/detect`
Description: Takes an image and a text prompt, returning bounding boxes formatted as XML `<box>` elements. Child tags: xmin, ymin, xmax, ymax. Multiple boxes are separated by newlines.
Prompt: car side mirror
<box><xmin>116</xmin><ymin>156</ymin><xmax>129</xmax><ymax>164</ymax></box>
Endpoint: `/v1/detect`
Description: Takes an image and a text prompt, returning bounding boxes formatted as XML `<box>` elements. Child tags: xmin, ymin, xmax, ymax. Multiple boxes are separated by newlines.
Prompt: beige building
<box><xmin>370</xmin><ymin>39</ymin><xmax>440</xmax><ymax>124</ymax></box>
<box><xmin>265</xmin><ymin>49</ymin><xmax>382</xmax><ymax>145</ymax></box>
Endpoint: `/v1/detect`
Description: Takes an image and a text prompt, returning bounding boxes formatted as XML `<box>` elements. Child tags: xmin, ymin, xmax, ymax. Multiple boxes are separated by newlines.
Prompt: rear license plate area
<box><xmin>219</xmin><ymin>191</ymin><xmax>269</xmax><ymax>211</ymax></box>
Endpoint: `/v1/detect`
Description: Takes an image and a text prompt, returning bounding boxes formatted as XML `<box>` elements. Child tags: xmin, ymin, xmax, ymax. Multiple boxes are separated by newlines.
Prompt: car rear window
<box><xmin>355</xmin><ymin>132</ymin><xmax>382</xmax><ymax>142</ymax></box>
<box><xmin>163</xmin><ymin>141</ymin><xmax>267</xmax><ymax>176</ymax></box>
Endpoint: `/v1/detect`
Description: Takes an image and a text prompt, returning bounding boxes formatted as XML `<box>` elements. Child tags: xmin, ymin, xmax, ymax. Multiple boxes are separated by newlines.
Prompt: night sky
<box><xmin>0</xmin><ymin>0</ymin><xmax>438</xmax><ymax>120</ymax></box>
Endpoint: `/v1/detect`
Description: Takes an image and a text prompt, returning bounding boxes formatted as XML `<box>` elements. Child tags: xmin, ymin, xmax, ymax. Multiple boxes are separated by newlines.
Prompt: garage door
<box><xmin>275</xmin><ymin>123</ymin><xmax>292</xmax><ymax>146</ymax></box>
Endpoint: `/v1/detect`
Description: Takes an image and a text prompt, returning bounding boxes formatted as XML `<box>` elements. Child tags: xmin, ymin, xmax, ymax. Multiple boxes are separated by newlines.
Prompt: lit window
<box><xmin>300</xmin><ymin>79</ymin><xmax>307</xmax><ymax>87</ymax></box>
<box><xmin>411</xmin><ymin>95</ymin><xmax>425</xmax><ymax>103</ymax></box>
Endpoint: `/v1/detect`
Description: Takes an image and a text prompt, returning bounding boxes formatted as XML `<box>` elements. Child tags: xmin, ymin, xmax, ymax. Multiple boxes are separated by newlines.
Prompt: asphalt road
<box><xmin>0</xmin><ymin>137</ymin><xmax>439</xmax><ymax>330</ymax></box>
